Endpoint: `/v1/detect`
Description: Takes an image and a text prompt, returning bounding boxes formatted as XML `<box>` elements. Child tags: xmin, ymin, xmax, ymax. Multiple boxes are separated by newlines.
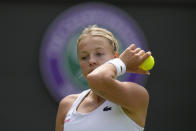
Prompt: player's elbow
<box><xmin>87</xmin><ymin>72</ymin><xmax>112</xmax><ymax>87</ymax></box>
<box><xmin>87</xmin><ymin>72</ymin><xmax>102</xmax><ymax>84</ymax></box>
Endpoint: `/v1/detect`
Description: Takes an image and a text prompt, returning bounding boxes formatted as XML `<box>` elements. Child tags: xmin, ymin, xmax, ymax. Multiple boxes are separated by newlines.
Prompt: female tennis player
<box><xmin>55</xmin><ymin>25</ymin><xmax>151</xmax><ymax>131</ymax></box>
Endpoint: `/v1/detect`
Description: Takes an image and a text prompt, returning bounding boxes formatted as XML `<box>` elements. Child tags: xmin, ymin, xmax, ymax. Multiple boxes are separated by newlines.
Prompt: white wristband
<box><xmin>105</xmin><ymin>58</ymin><xmax>126</xmax><ymax>76</ymax></box>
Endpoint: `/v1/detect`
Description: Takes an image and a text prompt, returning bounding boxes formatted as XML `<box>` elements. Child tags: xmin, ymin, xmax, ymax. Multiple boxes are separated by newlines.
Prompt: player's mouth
<box><xmin>88</xmin><ymin>69</ymin><xmax>94</xmax><ymax>74</ymax></box>
<box><xmin>88</xmin><ymin>68</ymin><xmax>96</xmax><ymax>74</ymax></box>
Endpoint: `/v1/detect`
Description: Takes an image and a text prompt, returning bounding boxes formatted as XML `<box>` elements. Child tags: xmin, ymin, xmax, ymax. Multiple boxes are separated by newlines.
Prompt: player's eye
<box><xmin>96</xmin><ymin>53</ymin><xmax>103</xmax><ymax>56</ymax></box>
<box><xmin>81</xmin><ymin>56</ymin><xmax>87</xmax><ymax>60</ymax></box>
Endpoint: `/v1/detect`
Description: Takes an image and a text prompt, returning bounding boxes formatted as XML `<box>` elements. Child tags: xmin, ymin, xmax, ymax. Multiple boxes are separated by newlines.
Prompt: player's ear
<box><xmin>114</xmin><ymin>52</ymin><xmax>119</xmax><ymax>58</ymax></box>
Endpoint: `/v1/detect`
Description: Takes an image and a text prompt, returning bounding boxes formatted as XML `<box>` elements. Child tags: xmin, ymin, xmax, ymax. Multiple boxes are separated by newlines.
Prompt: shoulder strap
<box><xmin>66</xmin><ymin>89</ymin><xmax>91</xmax><ymax>116</ymax></box>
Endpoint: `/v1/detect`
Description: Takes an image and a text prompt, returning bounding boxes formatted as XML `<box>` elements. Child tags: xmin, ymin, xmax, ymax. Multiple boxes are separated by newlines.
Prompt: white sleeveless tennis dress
<box><xmin>64</xmin><ymin>89</ymin><xmax>144</xmax><ymax>131</ymax></box>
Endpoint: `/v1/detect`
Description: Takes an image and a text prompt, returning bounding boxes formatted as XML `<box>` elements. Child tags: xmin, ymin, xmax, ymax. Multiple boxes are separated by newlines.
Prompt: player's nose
<box><xmin>89</xmin><ymin>56</ymin><xmax>97</xmax><ymax>67</ymax></box>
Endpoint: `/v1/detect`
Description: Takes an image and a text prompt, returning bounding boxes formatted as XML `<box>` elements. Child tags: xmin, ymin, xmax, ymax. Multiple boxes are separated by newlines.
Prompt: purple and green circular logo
<box><xmin>40</xmin><ymin>2</ymin><xmax>148</xmax><ymax>102</ymax></box>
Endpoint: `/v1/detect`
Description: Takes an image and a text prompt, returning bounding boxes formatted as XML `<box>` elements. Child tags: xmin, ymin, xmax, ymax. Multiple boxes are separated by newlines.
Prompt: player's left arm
<box><xmin>87</xmin><ymin>64</ymin><xmax>149</xmax><ymax>114</ymax></box>
<box><xmin>86</xmin><ymin>44</ymin><xmax>150</xmax><ymax>114</ymax></box>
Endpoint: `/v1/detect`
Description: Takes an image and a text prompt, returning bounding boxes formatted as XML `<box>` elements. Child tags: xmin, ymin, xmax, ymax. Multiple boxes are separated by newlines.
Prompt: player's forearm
<box><xmin>87</xmin><ymin>63</ymin><xmax>149</xmax><ymax>111</ymax></box>
<box><xmin>86</xmin><ymin>63</ymin><xmax>119</xmax><ymax>98</ymax></box>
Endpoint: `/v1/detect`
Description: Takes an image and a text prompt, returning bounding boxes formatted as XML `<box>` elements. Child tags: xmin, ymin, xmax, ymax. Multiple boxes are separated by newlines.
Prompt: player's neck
<box><xmin>88</xmin><ymin>90</ymin><xmax>105</xmax><ymax>103</ymax></box>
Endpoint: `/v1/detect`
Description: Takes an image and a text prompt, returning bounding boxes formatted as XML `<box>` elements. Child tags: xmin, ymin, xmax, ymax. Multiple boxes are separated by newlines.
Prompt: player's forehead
<box><xmin>79</xmin><ymin>36</ymin><xmax>110</xmax><ymax>45</ymax></box>
<box><xmin>78</xmin><ymin>36</ymin><xmax>112</xmax><ymax>51</ymax></box>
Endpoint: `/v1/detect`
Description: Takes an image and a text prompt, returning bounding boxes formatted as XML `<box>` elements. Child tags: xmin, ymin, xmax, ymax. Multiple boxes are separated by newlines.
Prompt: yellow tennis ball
<box><xmin>140</xmin><ymin>55</ymin><xmax>155</xmax><ymax>71</ymax></box>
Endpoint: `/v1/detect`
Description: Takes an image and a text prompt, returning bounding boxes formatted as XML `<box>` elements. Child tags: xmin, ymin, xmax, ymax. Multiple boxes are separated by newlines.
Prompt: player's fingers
<box><xmin>141</xmin><ymin>51</ymin><xmax>151</xmax><ymax>61</ymax></box>
<box><xmin>137</xmin><ymin>50</ymin><xmax>145</xmax><ymax>56</ymax></box>
<box><xmin>134</xmin><ymin>48</ymin><xmax>141</xmax><ymax>54</ymax></box>
<box><xmin>128</xmin><ymin>44</ymin><xmax>136</xmax><ymax>50</ymax></box>
<box><xmin>136</xmin><ymin>68</ymin><xmax>150</xmax><ymax>75</ymax></box>
<box><xmin>143</xmin><ymin>70</ymin><xmax>150</xmax><ymax>75</ymax></box>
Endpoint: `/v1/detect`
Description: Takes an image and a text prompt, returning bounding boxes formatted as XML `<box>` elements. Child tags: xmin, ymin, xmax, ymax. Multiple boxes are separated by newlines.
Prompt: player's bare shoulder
<box><xmin>59</xmin><ymin>94</ymin><xmax>79</xmax><ymax>110</ymax></box>
<box><xmin>56</xmin><ymin>94</ymin><xmax>79</xmax><ymax>131</ymax></box>
<box><xmin>57</xmin><ymin>94</ymin><xmax>79</xmax><ymax>119</ymax></box>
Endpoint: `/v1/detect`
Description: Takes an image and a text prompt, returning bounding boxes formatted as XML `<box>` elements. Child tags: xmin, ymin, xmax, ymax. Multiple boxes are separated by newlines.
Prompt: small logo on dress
<box><xmin>64</xmin><ymin>114</ymin><xmax>71</xmax><ymax>123</ymax></box>
<box><xmin>64</xmin><ymin>118</ymin><xmax>70</xmax><ymax>123</ymax></box>
<box><xmin>103</xmin><ymin>106</ymin><xmax>112</xmax><ymax>111</ymax></box>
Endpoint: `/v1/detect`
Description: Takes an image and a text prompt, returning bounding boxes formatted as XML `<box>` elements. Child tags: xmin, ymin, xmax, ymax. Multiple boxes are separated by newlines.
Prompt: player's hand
<box><xmin>119</xmin><ymin>44</ymin><xmax>151</xmax><ymax>75</ymax></box>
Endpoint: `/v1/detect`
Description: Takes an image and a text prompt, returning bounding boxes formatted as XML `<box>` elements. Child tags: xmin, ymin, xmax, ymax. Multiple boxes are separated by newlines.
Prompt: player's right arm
<box><xmin>55</xmin><ymin>94</ymin><xmax>78</xmax><ymax>131</ymax></box>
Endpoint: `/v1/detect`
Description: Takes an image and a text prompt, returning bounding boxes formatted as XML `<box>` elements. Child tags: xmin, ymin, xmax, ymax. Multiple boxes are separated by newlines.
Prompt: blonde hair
<box><xmin>77</xmin><ymin>25</ymin><xmax>119</xmax><ymax>53</ymax></box>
